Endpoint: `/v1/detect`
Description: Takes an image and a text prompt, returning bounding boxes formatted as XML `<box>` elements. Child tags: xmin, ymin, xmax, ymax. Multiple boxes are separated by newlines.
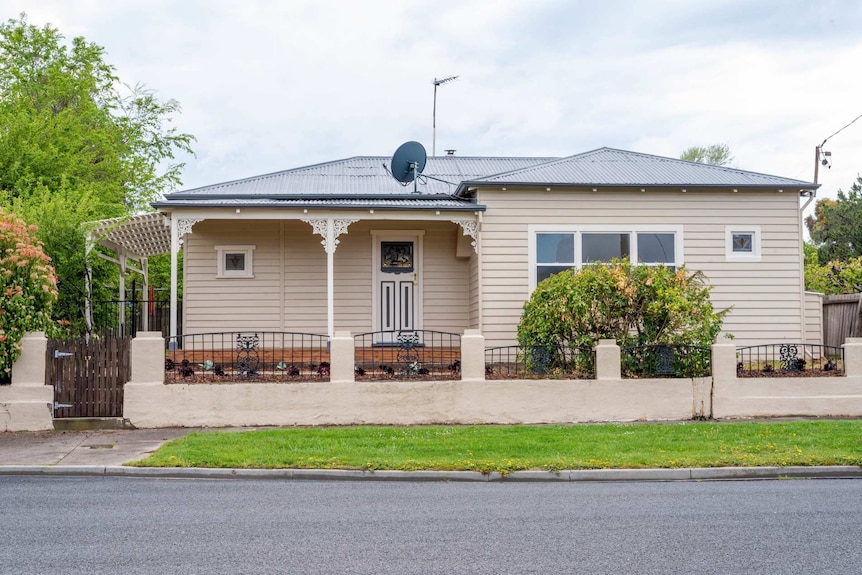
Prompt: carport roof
<box><xmin>89</xmin><ymin>212</ymin><xmax>172</xmax><ymax>258</ymax></box>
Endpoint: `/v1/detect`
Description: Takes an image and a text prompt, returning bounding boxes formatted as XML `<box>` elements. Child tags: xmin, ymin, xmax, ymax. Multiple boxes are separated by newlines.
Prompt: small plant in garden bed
<box><xmin>354</xmin><ymin>363</ymin><xmax>458</xmax><ymax>381</ymax></box>
<box><xmin>164</xmin><ymin>360</ymin><xmax>330</xmax><ymax>383</ymax></box>
<box><xmin>736</xmin><ymin>360</ymin><xmax>844</xmax><ymax>378</ymax></box>
<box><xmin>484</xmin><ymin>362</ymin><xmax>594</xmax><ymax>380</ymax></box>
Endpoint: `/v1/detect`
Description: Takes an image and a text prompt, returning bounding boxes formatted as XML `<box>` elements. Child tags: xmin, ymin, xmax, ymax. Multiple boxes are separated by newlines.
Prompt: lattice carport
<box><xmin>87</xmin><ymin>212</ymin><xmax>172</xmax><ymax>332</ymax></box>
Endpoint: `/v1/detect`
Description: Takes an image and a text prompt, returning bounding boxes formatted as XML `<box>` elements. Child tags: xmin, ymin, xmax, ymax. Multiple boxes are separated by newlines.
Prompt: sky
<box><xmin>14</xmin><ymin>0</ymin><xmax>862</xmax><ymax>217</ymax></box>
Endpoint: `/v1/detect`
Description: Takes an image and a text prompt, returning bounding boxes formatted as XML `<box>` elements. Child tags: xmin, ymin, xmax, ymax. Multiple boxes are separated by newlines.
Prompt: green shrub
<box><xmin>0</xmin><ymin>208</ymin><xmax>58</xmax><ymax>380</ymax></box>
<box><xmin>517</xmin><ymin>260</ymin><xmax>727</xmax><ymax>358</ymax></box>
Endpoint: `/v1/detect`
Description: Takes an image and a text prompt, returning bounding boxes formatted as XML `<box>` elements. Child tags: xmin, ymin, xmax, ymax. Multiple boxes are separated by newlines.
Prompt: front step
<box><xmin>53</xmin><ymin>418</ymin><xmax>134</xmax><ymax>431</ymax></box>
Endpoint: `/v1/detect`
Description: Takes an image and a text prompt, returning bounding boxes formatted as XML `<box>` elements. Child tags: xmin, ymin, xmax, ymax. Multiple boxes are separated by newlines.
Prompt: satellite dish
<box><xmin>390</xmin><ymin>141</ymin><xmax>427</xmax><ymax>184</ymax></box>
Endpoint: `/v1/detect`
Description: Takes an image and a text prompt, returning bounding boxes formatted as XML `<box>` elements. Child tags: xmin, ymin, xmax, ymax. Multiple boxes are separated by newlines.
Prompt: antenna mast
<box><xmin>432</xmin><ymin>75</ymin><xmax>459</xmax><ymax>157</ymax></box>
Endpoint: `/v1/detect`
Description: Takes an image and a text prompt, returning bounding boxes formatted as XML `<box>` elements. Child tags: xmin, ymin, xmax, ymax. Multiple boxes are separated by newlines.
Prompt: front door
<box><xmin>373</xmin><ymin>232</ymin><xmax>423</xmax><ymax>342</ymax></box>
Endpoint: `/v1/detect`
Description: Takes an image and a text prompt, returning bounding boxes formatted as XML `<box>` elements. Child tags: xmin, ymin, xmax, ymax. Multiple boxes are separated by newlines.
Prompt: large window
<box><xmin>529</xmin><ymin>226</ymin><xmax>683</xmax><ymax>289</ymax></box>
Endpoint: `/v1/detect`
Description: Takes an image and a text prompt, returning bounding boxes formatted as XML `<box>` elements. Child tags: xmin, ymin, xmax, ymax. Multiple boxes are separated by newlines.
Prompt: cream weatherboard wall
<box><xmin>182</xmin><ymin>218</ymin><xmax>471</xmax><ymax>336</ymax></box>
<box><xmin>183</xmin><ymin>219</ymin><xmax>286</xmax><ymax>334</ymax></box>
<box><xmin>476</xmin><ymin>188</ymin><xmax>807</xmax><ymax>348</ymax></box>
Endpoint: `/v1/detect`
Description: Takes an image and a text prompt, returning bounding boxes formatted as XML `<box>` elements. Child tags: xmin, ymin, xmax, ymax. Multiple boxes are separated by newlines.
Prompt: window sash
<box><xmin>530</xmin><ymin>227</ymin><xmax>683</xmax><ymax>289</ymax></box>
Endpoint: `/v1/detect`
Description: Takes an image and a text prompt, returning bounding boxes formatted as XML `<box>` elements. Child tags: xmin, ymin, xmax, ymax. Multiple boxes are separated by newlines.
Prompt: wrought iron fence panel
<box><xmin>91</xmin><ymin>298</ymin><xmax>179</xmax><ymax>338</ymax></box>
<box><xmin>164</xmin><ymin>331</ymin><xmax>330</xmax><ymax>382</ymax></box>
<box><xmin>736</xmin><ymin>343</ymin><xmax>844</xmax><ymax>377</ymax></box>
<box><xmin>354</xmin><ymin>330</ymin><xmax>461</xmax><ymax>381</ymax></box>
<box><xmin>484</xmin><ymin>345</ymin><xmax>596</xmax><ymax>379</ymax></box>
<box><xmin>621</xmin><ymin>344</ymin><xmax>711</xmax><ymax>378</ymax></box>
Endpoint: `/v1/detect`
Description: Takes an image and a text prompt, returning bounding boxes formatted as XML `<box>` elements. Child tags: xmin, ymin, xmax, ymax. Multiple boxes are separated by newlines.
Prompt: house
<box><xmin>129</xmin><ymin>147</ymin><xmax>816</xmax><ymax>348</ymax></box>
<box><xmin>10</xmin><ymin>147</ymin><xmax>849</xmax><ymax>431</ymax></box>
<box><xmin>89</xmin><ymin>147</ymin><xmax>819</xmax><ymax>349</ymax></box>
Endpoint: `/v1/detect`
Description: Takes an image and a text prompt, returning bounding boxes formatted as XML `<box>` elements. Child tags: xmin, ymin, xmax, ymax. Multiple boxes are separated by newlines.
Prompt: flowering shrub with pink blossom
<box><xmin>1</xmin><ymin>209</ymin><xmax>58</xmax><ymax>380</ymax></box>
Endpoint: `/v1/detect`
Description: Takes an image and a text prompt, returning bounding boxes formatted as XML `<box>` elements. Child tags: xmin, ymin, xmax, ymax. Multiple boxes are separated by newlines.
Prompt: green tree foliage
<box><xmin>0</xmin><ymin>14</ymin><xmax>194</xmax><ymax>329</ymax></box>
<box><xmin>806</xmin><ymin>176</ymin><xmax>862</xmax><ymax>263</ymax></box>
<box><xmin>680</xmin><ymin>143</ymin><xmax>733</xmax><ymax>166</ymax></box>
<box><xmin>517</xmin><ymin>260</ymin><xmax>727</xmax><ymax>354</ymax></box>
<box><xmin>0</xmin><ymin>208</ymin><xmax>57</xmax><ymax>380</ymax></box>
<box><xmin>805</xmin><ymin>256</ymin><xmax>862</xmax><ymax>295</ymax></box>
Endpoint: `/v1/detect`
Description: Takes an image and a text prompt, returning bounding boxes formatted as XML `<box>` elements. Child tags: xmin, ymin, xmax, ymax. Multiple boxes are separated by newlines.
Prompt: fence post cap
<box><xmin>134</xmin><ymin>331</ymin><xmax>164</xmax><ymax>339</ymax></box>
<box><xmin>21</xmin><ymin>331</ymin><xmax>47</xmax><ymax>340</ymax></box>
<box><xmin>463</xmin><ymin>329</ymin><xmax>482</xmax><ymax>336</ymax></box>
<box><xmin>843</xmin><ymin>338</ymin><xmax>862</xmax><ymax>345</ymax></box>
<box><xmin>712</xmin><ymin>341</ymin><xmax>736</xmax><ymax>348</ymax></box>
<box><xmin>333</xmin><ymin>331</ymin><xmax>352</xmax><ymax>338</ymax></box>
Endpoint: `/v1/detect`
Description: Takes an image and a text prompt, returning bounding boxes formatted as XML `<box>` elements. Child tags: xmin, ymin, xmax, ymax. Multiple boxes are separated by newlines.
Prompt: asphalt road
<box><xmin>1</xmin><ymin>477</ymin><xmax>860</xmax><ymax>574</ymax></box>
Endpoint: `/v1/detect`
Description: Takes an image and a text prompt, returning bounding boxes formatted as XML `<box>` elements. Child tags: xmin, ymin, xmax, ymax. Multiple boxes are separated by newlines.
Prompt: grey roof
<box><xmin>154</xmin><ymin>147</ymin><xmax>817</xmax><ymax>211</ymax></box>
<box><xmin>458</xmin><ymin>148</ymin><xmax>817</xmax><ymax>191</ymax></box>
<box><xmin>156</xmin><ymin>156</ymin><xmax>556</xmax><ymax>201</ymax></box>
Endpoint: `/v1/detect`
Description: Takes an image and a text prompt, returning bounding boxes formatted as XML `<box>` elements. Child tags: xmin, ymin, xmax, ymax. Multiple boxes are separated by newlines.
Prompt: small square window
<box><xmin>725</xmin><ymin>227</ymin><xmax>760</xmax><ymax>261</ymax></box>
<box><xmin>215</xmin><ymin>245</ymin><xmax>255</xmax><ymax>278</ymax></box>
<box><xmin>224</xmin><ymin>253</ymin><xmax>246</xmax><ymax>271</ymax></box>
<box><xmin>381</xmin><ymin>241</ymin><xmax>414</xmax><ymax>273</ymax></box>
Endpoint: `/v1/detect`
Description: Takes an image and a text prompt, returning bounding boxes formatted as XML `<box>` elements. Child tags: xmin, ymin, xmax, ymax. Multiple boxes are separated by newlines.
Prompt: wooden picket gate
<box><xmin>822</xmin><ymin>293</ymin><xmax>862</xmax><ymax>348</ymax></box>
<box><xmin>47</xmin><ymin>333</ymin><xmax>131</xmax><ymax>418</ymax></box>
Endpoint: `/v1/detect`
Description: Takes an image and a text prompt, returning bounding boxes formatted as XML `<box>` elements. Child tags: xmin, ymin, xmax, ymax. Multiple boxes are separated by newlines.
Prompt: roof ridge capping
<box><xmin>461</xmin><ymin>147</ymin><xmax>818</xmax><ymax>189</ymax></box>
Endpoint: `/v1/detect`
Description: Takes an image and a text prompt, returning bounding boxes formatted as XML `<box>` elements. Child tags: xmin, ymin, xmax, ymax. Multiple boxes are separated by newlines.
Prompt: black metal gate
<box><xmin>47</xmin><ymin>333</ymin><xmax>131</xmax><ymax>418</ymax></box>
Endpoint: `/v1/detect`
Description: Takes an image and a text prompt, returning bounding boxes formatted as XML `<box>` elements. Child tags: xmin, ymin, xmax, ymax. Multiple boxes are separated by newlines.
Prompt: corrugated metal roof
<box><xmin>467</xmin><ymin>148</ymin><xmax>816</xmax><ymax>188</ymax></box>
<box><xmin>156</xmin><ymin>147</ymin><xmax>817</xmax><ymax>211</ymax></box>
<box><xmin>161</xmin><ymin>156</ymin><xmax>557</xmax><ymax>200</ymax></box>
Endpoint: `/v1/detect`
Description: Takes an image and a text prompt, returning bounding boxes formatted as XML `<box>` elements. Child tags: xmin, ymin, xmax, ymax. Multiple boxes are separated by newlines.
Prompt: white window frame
<box><xmin>528</xmin><ymin>225</ymin><xmax>684</xmax><ymax>292</ymax></box>
<box><xmin>215</xmin><ymin>245</ymin><xmax>256</xmax><ymax>278</ymax></box>
<box><xmin>725</xmin><ymin>226</ymin><xmax>761</xmax><ymax>262</ymax></box>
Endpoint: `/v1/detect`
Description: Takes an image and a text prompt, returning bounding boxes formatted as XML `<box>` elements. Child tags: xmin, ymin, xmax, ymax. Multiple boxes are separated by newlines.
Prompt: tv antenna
<box><xmin>432</xmin><ymin>75</ymin><xmax>458</xmax><ymax>156</ymax></box>
<box><xmin>389</xmin><ymin>140</ymin><xmax>427</xmax><ymax>193</ymax></box>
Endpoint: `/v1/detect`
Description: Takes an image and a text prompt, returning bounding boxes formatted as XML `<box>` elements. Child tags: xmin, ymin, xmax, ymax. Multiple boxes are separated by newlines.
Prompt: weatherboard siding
<box><xmin>477</xmin><ymin>188</ymin><xmax>805</xmax><ymax>348</ymax></box>
<box><xmin>183</xmin><ymin>220</ymin><xmax>284</xmax><ymax>334</ymax></box>
<box><xmin>469</xmin><ymin>251</ymin><xmax>480</xmax><ymax>330</ymax></box>
<box><xmin>182</xmin><ymin>219</ymin><xmax>471</xmax><ymax>337</ymax></box>
<box><xmin>804</xmin><ymin>291</ymin><xmax>824</xmax><ymax>345</ymax></box>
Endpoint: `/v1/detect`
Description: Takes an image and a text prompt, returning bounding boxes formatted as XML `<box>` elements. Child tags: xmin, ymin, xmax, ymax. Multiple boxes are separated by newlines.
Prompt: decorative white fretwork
<box><xmin>302</xmin><ymin>218</ymin><xmax>359</xmax><ymax>254</ymax></box>
<box><xmin>451</xmin><ymin>219</ymin><xmax>479</xmax><ymax>253</ymax></box>
<box><xmin>176</xmin><ymin>218</ymin><xmax>204</xmax><ymax>246</ymax></box>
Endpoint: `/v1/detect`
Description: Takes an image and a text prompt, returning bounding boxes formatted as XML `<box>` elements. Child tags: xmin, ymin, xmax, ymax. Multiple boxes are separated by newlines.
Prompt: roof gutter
<box><xmin>151</xmin><ymin>201</ymin><xmax>487</xmax><ymax>212</ymax></box>
<box><xmin>454</xmin><ymin>181</ymin><xmax>821</xmax><ymax>198</ymax></box>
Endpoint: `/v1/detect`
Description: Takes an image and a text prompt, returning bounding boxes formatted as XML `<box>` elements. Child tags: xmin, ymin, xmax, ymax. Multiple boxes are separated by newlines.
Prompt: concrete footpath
<box><xmin>0</xmin><ymin>428</ymin><xmax>860</xmax><ymax>482</ymax></box>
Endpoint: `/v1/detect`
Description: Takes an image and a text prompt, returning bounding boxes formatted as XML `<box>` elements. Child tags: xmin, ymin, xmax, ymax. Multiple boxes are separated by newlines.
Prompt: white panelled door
<box><xmin>373</xmin><ymin>232</ymin><xmax>423</xmax><ymax>342</ymax></box>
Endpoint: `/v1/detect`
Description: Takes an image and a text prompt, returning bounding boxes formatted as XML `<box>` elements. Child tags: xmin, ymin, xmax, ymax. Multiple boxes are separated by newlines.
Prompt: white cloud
<box><xmin>12</xmin><ymin>0</ymin><xmax>862</xmax><ymax>210</ymax></box>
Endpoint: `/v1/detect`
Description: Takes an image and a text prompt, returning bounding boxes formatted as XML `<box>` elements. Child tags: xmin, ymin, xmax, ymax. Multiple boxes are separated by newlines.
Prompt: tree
<box><xmin>805</xmin><ymin>257</ymin><xmax>862</xmax><ymax>295</ymax></box>
<box><xmin>806</xmin><ymin>176</ymin><xmax>862</xmax><ymax>263</ymax></box>
<box><xmin>0</xmin><ymin>14</ymin><xmax>195</xmax><ymax>329</ymax></box>
<box><xmin>517</xmin><ymin>260</ymin><xmax>727</xmax><ymax>355</ymax></box>
<box><xmin>680</xmin><ymin>143</ymin><xmax>733</xmax><ymax>166</ymax></box>
<box><xmin>0</xmin><ymin>208</ymin><xmax>58</xmax><ymax>381</ymax></box>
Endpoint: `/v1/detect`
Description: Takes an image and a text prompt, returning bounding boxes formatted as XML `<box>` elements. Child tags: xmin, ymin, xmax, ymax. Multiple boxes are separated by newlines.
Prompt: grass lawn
<box><xmin>132</xmin><ymin>420</ymin><xmax>862</xmax><ymax>473</ymax></box>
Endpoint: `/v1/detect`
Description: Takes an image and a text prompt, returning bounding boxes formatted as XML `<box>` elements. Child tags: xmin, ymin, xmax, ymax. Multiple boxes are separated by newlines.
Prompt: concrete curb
<box><xmin>1</xmin><ymin>465</ymin><xmax>860</xmax><ymax>482</ymax></box>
